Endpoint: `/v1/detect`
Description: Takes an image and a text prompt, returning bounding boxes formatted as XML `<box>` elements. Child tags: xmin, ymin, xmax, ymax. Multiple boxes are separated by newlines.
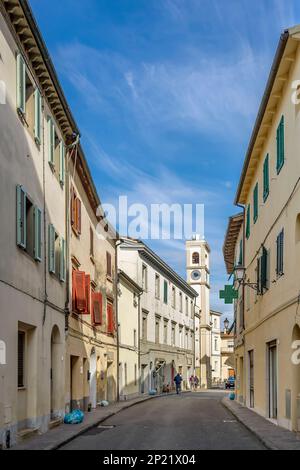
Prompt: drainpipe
<box><xmin>42</xmin><ymin>95</ymin><xmax>48</xmax><ymax>326</ymax></box>
<box><xmin>115</xmin><ymin>238</ymin><xmax>122</xmax><ymax>402</ymax></box>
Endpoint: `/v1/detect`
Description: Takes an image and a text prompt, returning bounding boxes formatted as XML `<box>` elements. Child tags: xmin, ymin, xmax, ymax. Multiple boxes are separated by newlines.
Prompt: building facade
<box><xmin>210</xmin><ymin>311</ymin><xmax>222</xmax><ymax>384</ymax></box>
<box><xmin>223</xmin><ymin>26</ymin><xmax>300</xmax><ymax>431</ymax></box>
<box><xmin>186</xmin><ymin>236</ymin><xmax>212</xmax><ymax>388</ymax></box>
<box><xmin>118</xmin><ymin>238</ymin><xmax>197</xmax><ymax>395</ymax></box>
<box><xmin>117</xmin><ymin>270</ymin><xmax>143</xmax><ymax>400</ymax></box>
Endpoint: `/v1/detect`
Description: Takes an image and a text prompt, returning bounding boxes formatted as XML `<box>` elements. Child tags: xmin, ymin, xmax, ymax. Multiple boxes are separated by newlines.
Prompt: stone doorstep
<box><xmin>222</xmin><ymin>397</ymin><xmax>300</xmax><ymax>451</ymax></box>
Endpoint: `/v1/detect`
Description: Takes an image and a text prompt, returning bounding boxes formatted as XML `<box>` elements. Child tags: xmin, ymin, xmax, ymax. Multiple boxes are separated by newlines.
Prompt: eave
<box><xmin>223</xmin><ymin>213</ymin><xmax>244</xmax><ymax>275</ymax></box>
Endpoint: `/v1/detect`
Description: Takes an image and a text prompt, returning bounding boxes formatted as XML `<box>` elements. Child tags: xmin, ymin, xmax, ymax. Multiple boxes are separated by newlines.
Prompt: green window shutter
<box><xmin>16</xmin><ymin>185</ymin><xmax>26</xmax><ymax>249</ymax></box>
<box><xmin>260</xmin><ymin>247</ymin><xmax>268</xmax><ymax>292</ymax></box>
<box><xmin>59</xmin><ymin>142</ymin><xmax>65</xmax><ymax>186</ymax></box>
<box><xmin>263</xmin><ymin>154</ymin><xmax>269</xmax><ymax>201</ymax></box>
<box><xmin>253</xmin><ymin>183</ymin><xmax>258</xmax><ymax>223</ymax></box>
<box><xmin>246</xmin><ymin>205</ymin><xmax>250</xmax><ymax>239</ymax></box>
<box><xmin>48</xmin><ymin>224</ymin><xmax>56</xmax><ymax>273</ymax></box>
<box><xmin>276</xmin><ymin>229</ymin><xmax>284</xmax><ymax>276</ymax></box>
<box><xmin>60</xmin><ymin>237</ymin><xmax>66</xmax><ymax>282</ymax></box>
<box><xmin>276</xmin><ymin>116</ymin><xmax>284</xmax><ymax>174</ymax></box>
<box><xmin>16</xmin><ymin>54</ymin><xmax>26</xmax><ymax>113</ymax></box>
<box><xmin>164</xmin><ymin>280</ymin><xmax>168</xmax><ymax>304</ymax></box>
<box><xmin>34</xmin><ymin>206</ymin><xmax>42</xmax><ymax>262</ymax></box>
<box><xmin>48</xmin><ymin>118</ymin><xmax>55</xmax><ymax>165</ymax></box>
<box><xmin>238</xmin><ymin>239</ymin><xmax>243</xmax><ymax>266</ymax></box>
<box><xmin>34</xmin><ymin>89</ymin><xmax>42</xmax><ymax>143</ymax></box>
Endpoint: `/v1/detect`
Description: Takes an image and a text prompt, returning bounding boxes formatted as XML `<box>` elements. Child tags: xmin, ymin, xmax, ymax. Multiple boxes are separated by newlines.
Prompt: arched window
<box><xmin>192</xmin><ymin>252</ymin><xmax>199</xmax><ymax>264</ymax></box>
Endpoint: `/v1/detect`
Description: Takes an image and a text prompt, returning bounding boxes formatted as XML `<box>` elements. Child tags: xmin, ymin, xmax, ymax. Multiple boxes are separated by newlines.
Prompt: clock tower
<box><xmin>186</xmin><ymin>235</ymin><xmax>211</xmax><ymax>388</ymax></box>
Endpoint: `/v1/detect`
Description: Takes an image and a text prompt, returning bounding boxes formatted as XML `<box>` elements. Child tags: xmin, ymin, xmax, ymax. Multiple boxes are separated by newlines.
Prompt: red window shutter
<box><xmin>74</xmin><ymin>270</ymin><xmax>86</xmax><ymax>312</ymax></box>
<box><xmin>83</xmin><ymin>274</ymin><xmax>90</xmax><ymax>315</ymax></box>
<box><xmin>106</xmin><ymin>252</ymin><xmax>112</xmax><ymax>277</ymax></box>
<box><xmin>107</xmin><ymin>303</ymin><xmax>114</xmax><ymax>334</ymax></box>
<box><xmin>72</xmin><ymin>269</ymin><xmax>76</xmax><ymax>312</ymax></box>
<box><xmin>92</xmin><ymin>292</ymin><xmax>102</xmax><ymax>325</ymax></box>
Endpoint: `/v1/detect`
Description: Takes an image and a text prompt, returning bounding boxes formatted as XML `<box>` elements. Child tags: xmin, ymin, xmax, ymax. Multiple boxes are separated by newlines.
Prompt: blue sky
<box><xmin>30</xmin><ymin>0</ymin><xmax>300</xmax><ymax>320</ymax></box>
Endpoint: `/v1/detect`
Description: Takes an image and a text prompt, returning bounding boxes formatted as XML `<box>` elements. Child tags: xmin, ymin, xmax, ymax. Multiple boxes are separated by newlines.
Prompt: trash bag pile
<box><xmin>149</xmin><ymin>389</ymin><xmax>157</xmax><ymax>396</ymax></box>
<box><xmin>64</xmin><ymin>409</ymin><xmax>84</xmax><ymax>424</ymax></box>
<box><xmin>100</xmin><ymin>400</ymin><xmax>109</xmax><ymax>407</ymax></box>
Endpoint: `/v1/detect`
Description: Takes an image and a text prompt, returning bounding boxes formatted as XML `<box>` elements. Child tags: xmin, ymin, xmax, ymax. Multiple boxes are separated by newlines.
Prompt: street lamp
<box><xmin>233</xmin><ymin>265</ymin><xmax>258</xmax><ymax>291</ymax></box>
<box><xmin>223</xmin><ymin>318</ymin><xmax>230</xmax><ymax>333</ymax></box>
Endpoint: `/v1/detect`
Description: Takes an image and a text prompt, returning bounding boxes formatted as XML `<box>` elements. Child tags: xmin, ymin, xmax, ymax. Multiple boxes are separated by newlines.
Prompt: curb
<box><xmin>54</xmin><ymin>391</ymin><xmax>190</xmax><ymax>450</ymax></box>
<box><xmin>221</xmin><ymin>398</ymin><xmax>276</xmax><ymax>450</ymax></box>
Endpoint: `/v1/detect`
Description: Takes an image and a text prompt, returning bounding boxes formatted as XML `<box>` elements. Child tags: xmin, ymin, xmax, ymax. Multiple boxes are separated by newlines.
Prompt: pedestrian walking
<box><xmin>174</xmin><ymin>373</ymin><xmax>183</xmax><ymax>394</ymax></box>
<box><xmin>194</xmin><ymin>376</ymin><xmax>199</xmax><ymax>390</ymax></box>
<box><xmin>189</xmin><ymin>375</ymin><xmax>195</xmax><ymax>391</ymax></box>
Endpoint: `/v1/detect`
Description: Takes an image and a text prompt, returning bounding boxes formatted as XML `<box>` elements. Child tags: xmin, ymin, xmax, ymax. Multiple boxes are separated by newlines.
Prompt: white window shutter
<box><xmin>34</xmin><ymin>89</ymin><xmax>42</xmax><ymax>143</ymax></box>
<box><xmin>16</xmin><ymin>54</ymin><xmax>26</xmax><ymax>113</ymax></box>
<box><xmin>59</xmin><ymin>142</ymin><xmax>65</xmax><ymax>186</ymax></box>
<box><xmin>48</xmin><ymin>224</ymin><xmax>55</xmax><ymax>273</ymax></box>
<box><xmin>16</xmin><ymin>185</ymin><xmax>26</xmax><ymax>249</ymax></box>
<box><xmin>34</xmin><ymin>206</ymin><xmax>42</xmax><ymax>262</ymax></box>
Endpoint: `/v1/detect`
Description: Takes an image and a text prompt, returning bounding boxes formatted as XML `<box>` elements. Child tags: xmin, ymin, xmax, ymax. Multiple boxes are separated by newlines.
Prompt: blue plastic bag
<box><xmin>64</xmin><ymin>409</ymin><xmax>84</xmax><ymax>424</ymax></box>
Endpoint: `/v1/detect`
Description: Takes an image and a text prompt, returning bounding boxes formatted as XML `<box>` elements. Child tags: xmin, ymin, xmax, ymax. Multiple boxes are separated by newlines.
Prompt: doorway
<box><xmin>50</xmin><ymin>326</ymin><xmax>61</xmax><ymax>419</ymax></box>
<box><xmin>249</xmin><ymin>350</ymin><xmax>254</xmax><ymax>408</ymax></box>
<box><xmin>90</xmin><ymin>348</ymin><xmax>97</xmax><ymax>409</ymax></box>
<box><xmin>268</xmin><ymin>341</ymin><xmax>278</xmax><ymax>419</ymax></box>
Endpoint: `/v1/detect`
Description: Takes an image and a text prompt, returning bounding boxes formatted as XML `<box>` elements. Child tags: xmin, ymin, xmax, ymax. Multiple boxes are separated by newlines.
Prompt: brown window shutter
<box><xmin>107</xmin><ymin>303</ymin><xmax>114</xmax><ymax>334</ymax></box>
<box><xmin>83</xmin><ymin>274</ymin><xmax>91</xmax><ymax>315</ymax></box>
<box><xmin>92</xmin><ymin>292</ymin><xmax>102</xmax><ymax>325</ymax></box>
<box><xmin>72</xmin><ymin>269</ymin><xmax>76</xmax><ymax>312</ymax></box>
<box><xmin>106</xmin><ymin>252</ymin><xmax>112</xmax><ymax>277</ymax></box>
<box><xmin>74</xmin><ymin>270</ymin><xmax>86</xmax><ymax>312</ymax></box>
<box><xmin>76</xmin><ymin>198</ymin><xmax>81</xmax><ymax>234</ymax></box>
<box><xmin>71</xmin><ymin>188</ymin><xmax>76</xmax><ymax>227</ymax></box>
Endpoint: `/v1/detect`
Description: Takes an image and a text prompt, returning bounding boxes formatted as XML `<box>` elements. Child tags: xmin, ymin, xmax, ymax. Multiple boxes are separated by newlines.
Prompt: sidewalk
<box><xmin>11</xmin><ymin>392</ymin><xmax>185</xmax><ymax>451</ymax></box>
<box><xmin>222</xmin><ymin>397</ymin><xmax>300</xmax><ymax>450</ymax></box>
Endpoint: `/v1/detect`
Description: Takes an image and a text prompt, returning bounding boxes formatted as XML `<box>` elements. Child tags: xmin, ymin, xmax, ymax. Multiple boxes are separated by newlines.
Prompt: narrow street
<box><xmin>60</xmin><ymin>391</ymin><xmax>266</xmax><ymax>450</ymax></box>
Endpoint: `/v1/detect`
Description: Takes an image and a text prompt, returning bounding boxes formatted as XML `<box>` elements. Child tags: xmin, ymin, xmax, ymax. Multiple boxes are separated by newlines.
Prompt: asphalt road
<box><xmin>60</xmin><ymin>391</ymin><xmax>266</xmax><ymax>450</ymax></box>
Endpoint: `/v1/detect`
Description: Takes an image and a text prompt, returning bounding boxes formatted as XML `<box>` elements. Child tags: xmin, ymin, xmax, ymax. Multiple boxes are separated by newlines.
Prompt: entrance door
<box><xmin>51</xmin><ymin>326</ymin><xmax>61</xmax><ymax>419</ymax></box>
<box><xmin>268</xmin><ymin>341</ymin><xmax>277</xmax><ymax>419</ymax></box>
<box><xmin>249</xmin><ymin>350</ymin><xmax>254</xmax><ymax>408</ymax></box>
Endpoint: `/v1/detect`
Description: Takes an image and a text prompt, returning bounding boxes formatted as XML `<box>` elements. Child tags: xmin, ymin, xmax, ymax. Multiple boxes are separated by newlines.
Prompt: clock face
<box><xmin>191</xmin><ymin>270</ymin><xmax>201</xmax><ymax>281</ymax></box>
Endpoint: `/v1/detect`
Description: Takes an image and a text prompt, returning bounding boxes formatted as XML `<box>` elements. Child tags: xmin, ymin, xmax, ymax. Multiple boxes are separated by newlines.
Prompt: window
<box><xmin>179</xmin><ymin>326</ymin><xmax>183</xmax><ymax>348</ymax></box>
<box><xmin>71</xmin><ymin>188</ymin><xmax>81</xmax><ymax>235</ymax></box>
<box><xmin>171</xmin><ymin>323</ymin><xmax>176</xmax><ymax>346</ymax></box>
<box><xmin>163</xmin><ymin>280</ymin><xmax>168</xmax><ymax>304</ymax></box>
<box><xmin>263</xmin><ymin>154</ymin><xmax>270</xmax><ymax>202</ymax></box>
<box><xmin>107</xmin><ymin>303</ymin><xmax>114</xmax><ymax>334</ymax></box>
<box><xmin>185</xmin><ymin>329</ymin><xmax>188</xmax><ymax>349</ymax></box>
<box><xmin>47</xmin><ymin>118</ymin><xmax>65</xmax><ymax>187</ymax></box>
<box><xmin>155</xmin><ymin>318</ymin><xmax>160</xmax><ymax>344</ymax></box>
<box><xmin>72</xmin><ymin>270</ymin><xmax>91</xmax><ymax>314</ymax></box>
<box><xmin>185</xmin><ymin>296</ymin><xmax>189</xmax><ymax>315</ymax></box>
<box><xmin>133</xmin><ymin>329</ymin><xmax>137</xmax><ymax>348</ymax></box>
<box><xmin>276</xmin><ymin>229</ymin><xmax>284</xmax><ymax>277</ymax></box>
<box><xmin>214</xmin><ymin>319</ymin><xmax>217</xmax><ymax>329</ymax></box>
<box><xmin>90</xmin><ymin>227</ymin><xmax>94</xmax><ymax>258</ymax></box>
<box><xmin>16</xmin><ymin>185</ymin><xmax>42</xmax><ymax>262</ymax></box>
<box><xmin>253</xmin><ymin>183</ymin><xmax>258</xmax><ymax>224</ymax></box>
<box><xmin>179</xmin><ymin>292</ymin><xmax>183</xmax><ymax>312</ymax></box>
<box><xmin>48</xmin><ymin>224</ymin><xmax>66</xmax><ymax>282</ymax></box>
<box><xmin>34</xmin><ymin>89</ymin><xmax>42</xmax><ymax>144</ymax></box>
<box><xmin>91</xmin><ymin>291</ymin><xmax>102</xmax><ymax>325</ymax></box>
<box><xmin>142</xmin><ymin>312</ymin><xmax>148</xmax><ymax>340</ymax></box>
<box><xmin>192</xmin><ymin>252</ymin><xmax>199</xmax><ymax>264</ymax></box>
<box><xmin>106</xmin><ymin>252</ymin><xmax>112</xmax><ymax>278</ymax></box>
<box><xmin>155</xmin><ymin>274</ymin><xmax>160</xmax><ymax>299</ymax></box>
<box><xmin>164</xmin><ymin>321</ymin><xmax>168</xmax><ymax>344</ymax></box>
<box><xmin>276</xmin><ymin>116</ymin><xmax>284</xmax><ymax>174</ymax></box>
<box><xmin>16</xmin><ymin>53</ymin><xmax>26</xmax><ymax>114</ymax></box>
<box><xmin>246</xmin><ymin>205</ymin><xmax>251</xmax><ymax>239</ymax></box>
<box><xmin>18</xmin><ymin>331</ymin><xmax>25</xmax><ymax>388</ymax></box>
<box><xmin>142</xmin><ymin>264</ymin><xmax>148</xmax><ymax>291</ymax></box>
<box><xmin>214</xmin><ymin>337</ymin><xmax>218</xmax><ymax>351</ymax></box>
<box><xmin>172</xmin><ymin>286</ymin><xmax>176</xmax><ymax>308</ymax></box>
<box><xmin>190</xmin><ymin>300</ymin><xmax>194</xmax><ymax>317</ymax></box>
<box><xmin>257</xmin><ymin>246</ymin><xmax>268</xmax><ymax>294</ymax></box>
<box><xmin>238</xmin><ymin>239</ymin><xmax>243</xmax><ymax>266</ymax></box>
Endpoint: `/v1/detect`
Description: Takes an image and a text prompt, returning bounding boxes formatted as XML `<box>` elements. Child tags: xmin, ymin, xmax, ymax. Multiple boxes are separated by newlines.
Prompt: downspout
<box><xmin>42</xmin><ymin>95</ymin><xmax>48</xmax><ymax>326</ymax></box>
<box><xmin>137</xmin><ymin>289</ymin><xmax>143</xmax><ymax>395</ymax></box>
<box><xmin>115</xmin><ymin>238</ymin><xmax>122</xmax><ymax>402</ymax></box>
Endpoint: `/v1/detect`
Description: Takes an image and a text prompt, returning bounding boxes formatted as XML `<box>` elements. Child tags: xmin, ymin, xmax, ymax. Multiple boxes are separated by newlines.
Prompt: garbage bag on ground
<box><xmin>149</xmin><ymin>389</ymin><xmax>157</xmax><ymax>396</ymax></box>
<box><xmin>64</xmin><ymin>409</ymin><xmax>84</xmax><ymax>424</ymax></box>
<box><xmin>100</xmin><ymin>400</ymin><xmax>109</xmax><ymax>407</ymax></box>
